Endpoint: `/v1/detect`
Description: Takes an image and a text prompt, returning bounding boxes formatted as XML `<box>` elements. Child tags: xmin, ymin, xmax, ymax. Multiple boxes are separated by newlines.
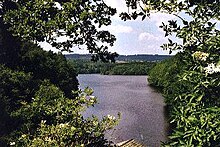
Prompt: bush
<box><xmin>0</xmin><ymin>42</ymin><xmax>79</xmax><ymax>144</ymax></box>
<box><xmin>148</xmin><ymin>52</ymin><xmax>220</xmax><ymax>146</ymax></box>
<box><xmin>9</xmin><ymin>82</ymin><xmax>119</xmax><ymax>146</ymax></box>
<box><xmin>148</xmin><ymin>53</ymin><xmax>184</xmax><ymax>88</ymax></box>
<box><xmin>0</xmin><ymin>65</ymin><xmax>34</xmax><ymax>145</ymax></box>
<box><xmin>20</xmin><ymin>43</ymin><xmax>78</xmax><ymax>98</ymax></box>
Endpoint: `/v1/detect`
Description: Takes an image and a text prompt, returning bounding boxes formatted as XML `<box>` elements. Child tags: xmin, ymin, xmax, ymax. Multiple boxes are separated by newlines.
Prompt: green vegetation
<box><xmin>0</xmin><ymin>61</ymin><xmax>119</xmax><ymax>146</ymax></box>
<box><xmin>2</xmin><ymin>0</ymin><xmax>220</xmax><ymax>146</ymax></box>
<box><xmin>148</xmin><ymin>53</ymin><xmax>220</xmax><ymax>146</ymax></box>
<box><xmin>3</xmin><ymin>0</ymin><xmax>118</xmax><ymax>61</ymax></box>
<box><xmin>148</xmin><ymin>54</ymin><xmax>184</xmax><ymax>89</ymax></box>
<box><xmin>123</xmin><ymin>0</ymin><xmax>220</xmax><ymax>146</ymax></box>
<box><xmin>12</xmin><ymin>83</ymin><xmax>119</xmax><ymax>146</ymax></box>
<box><xmin>103</xmin><ymin>62</ymin><xmax>155</xmax><ymax>75</ymax></box>
<box><xmin>69</xmin><ymin>59</ymin><xmax>112</xmax><ymax>74</ymax></box>
<box><xmin>69</xmin><ymin>59</ymin><xmax>155</xmax><ymax>75</ymax></box>
<box><xmin>20</xmin><ymin>43</ymin><xmax>79</xmax><ymax>98</ymax></box>
<box><xmin>65</xmin><ymin>54</ymin><xmax>172</xmax><ymax>62</ymax></box>
<box><xmin>1</xmin><ymin>0</ymin><xmax>119</xmax><ymax>146</ymax></box>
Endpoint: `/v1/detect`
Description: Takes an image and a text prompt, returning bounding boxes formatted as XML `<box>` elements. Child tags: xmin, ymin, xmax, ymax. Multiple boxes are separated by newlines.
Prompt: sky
<box><xmin>40</xmin><ymin>0</ymin><xmax>181</xmax><ymax>55</ymax></box>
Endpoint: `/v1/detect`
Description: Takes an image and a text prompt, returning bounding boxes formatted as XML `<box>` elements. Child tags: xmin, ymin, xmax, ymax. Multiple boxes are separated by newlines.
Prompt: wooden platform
<box><xmin>117</xmin><ymin>139</ymin><xmax>146</xmax><ymax>147</ymax></box>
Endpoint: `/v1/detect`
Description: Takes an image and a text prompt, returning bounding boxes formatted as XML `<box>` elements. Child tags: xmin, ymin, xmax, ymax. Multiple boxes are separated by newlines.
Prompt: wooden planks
<box><xmin>117</xmin><ymin>139</ymin><xmax>146</xmax><ymax>147</ymax></box>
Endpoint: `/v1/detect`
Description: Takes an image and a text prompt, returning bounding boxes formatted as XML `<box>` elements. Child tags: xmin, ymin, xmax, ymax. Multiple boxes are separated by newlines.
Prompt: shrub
<box><xmin>20</xmin><ymin>43</ymin><xmax>79</xmax><ymax>98</ymax></box>
<box><xmin>0</xmin><ymin>65</ymin><xmax>33</xmax><ymax>145</ymax></box>
<box><xmin>9</xmin><ymin>82</ymin><xmax>119</xmax><ymax>146</ymax></box>
<box><xmin>148</xmin><ymin>52</ymin><xmax>220</xmax><ymax>146</ymax></box>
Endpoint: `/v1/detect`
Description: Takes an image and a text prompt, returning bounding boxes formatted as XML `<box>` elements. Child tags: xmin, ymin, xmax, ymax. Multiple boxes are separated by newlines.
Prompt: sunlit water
<box><xmin>78</xmin><ymin>74</ymin><xmax>169</xmax><ymax>147</ymax></box>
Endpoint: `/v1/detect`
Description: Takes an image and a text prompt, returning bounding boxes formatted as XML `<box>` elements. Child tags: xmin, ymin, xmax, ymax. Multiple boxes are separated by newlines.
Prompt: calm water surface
<box><xmin>78</xmin><ymin>74</ymin><xmax>169</xmax><ymax>147</ymax></box>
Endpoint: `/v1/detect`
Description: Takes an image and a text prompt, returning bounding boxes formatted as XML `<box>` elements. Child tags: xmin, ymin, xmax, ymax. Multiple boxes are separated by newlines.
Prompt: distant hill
<box><xmin>65</xmin><ymin>54</ymin><xmax>92</xmax><ymax>60</ymax></box>
<box><xmin>65</xmin><ymin>54</ymin><xmax>173</xmax><ymax>62</ymax></box>
<box><xmin>116</xmin><ymin>54</ymin><xmax>173</xmax><ymax>62</ymax></box>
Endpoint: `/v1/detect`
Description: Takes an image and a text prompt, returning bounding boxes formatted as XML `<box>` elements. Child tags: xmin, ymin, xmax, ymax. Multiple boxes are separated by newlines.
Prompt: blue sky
<box><xmin>40</xmin><ymin>0</ymin><xmax>180</xmax><ymax>55</ymax></box>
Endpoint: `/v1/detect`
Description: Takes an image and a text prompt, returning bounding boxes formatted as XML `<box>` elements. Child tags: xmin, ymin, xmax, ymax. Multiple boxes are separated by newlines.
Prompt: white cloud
<box><xmin>138</xmin><ymin>32</ymin><xmax>165</xmax><ymax>42</ymax></box>
<box><xmin>147</xmin><ymin>13</ymin><xmax>175</xmax><ymax>33</ymax></box>
<box><xmin>104</xmin><ymin>0</ymin><xmax>127</xmax><ymax>14</ymax></box>
<box><xmin>39</xmin><ymin>1</ymin><xmax>180</xmax><ymax>55</ymax></box>
<box><xmin>105</xmin><ymin>25</ymin><xmax>133</xmax><ymax>34</ymax></box>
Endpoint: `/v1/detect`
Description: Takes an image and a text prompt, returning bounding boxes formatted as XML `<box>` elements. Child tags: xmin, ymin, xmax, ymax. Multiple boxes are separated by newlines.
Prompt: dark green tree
<box><xmin>0</xmin><ymin>1</ymin><xmax>120</xmax><ymax>145</ymax></box>
<box><xmin>0</xmin><ymin>16</ymin><xmax>22</xmax><ymax>68</ymax></box>
<box><xmin>0</xmin><ymin>65</ymin><xmax>33</xmax><ymax>145</ymax></box>
<box><xmin>2</xmin><ymin>0</ymin><xmax>118</xmax><ymax>62</ymax></box>
<box><xmin>20</xmin><ymin>42</ymin><xmax>78</xmax><ymax>98</ymax></box>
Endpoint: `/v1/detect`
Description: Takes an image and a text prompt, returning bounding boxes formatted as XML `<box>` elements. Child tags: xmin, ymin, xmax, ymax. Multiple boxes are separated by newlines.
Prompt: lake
<box><xmin>78</xmin><ymin>74</ymin><xmax>169</xmax><ymax>147</ymax></box>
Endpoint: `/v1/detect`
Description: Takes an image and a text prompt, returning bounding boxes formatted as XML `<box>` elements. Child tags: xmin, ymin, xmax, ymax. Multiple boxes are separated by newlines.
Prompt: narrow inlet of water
<box><xmin>78</xmin><ymin>74</ymin><xmax>169</xmax><ymax>147</ymax></box>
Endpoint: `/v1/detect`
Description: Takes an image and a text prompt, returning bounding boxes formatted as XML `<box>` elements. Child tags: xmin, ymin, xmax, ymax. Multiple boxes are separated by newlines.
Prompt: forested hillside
<box><xmin>0</xmin><ymin>0</ymin><xmax>119</xmax><ymax>146</ymax></box>
<box><xmin>66</xmin><ymin>54</ymin><xmax>172</xmax><ymax>62</ymax></box>
<box><xmin>69</xmin><ymin>59</ymin><xmax>155</xmax><ymax>75</ymax></box>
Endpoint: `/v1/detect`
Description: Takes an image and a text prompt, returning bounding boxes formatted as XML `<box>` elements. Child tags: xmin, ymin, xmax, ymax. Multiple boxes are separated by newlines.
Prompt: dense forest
<box><xmin>102</xmin><ymin>62</ymin><xmax>155</xmax><ymax>75</ymax></box>
<box><xmin>69</xmin><ymin>59</ymin><xmax>156</xmax><ymax>75</ymax></box>
<box><xmin>65</xmin><ymin>54</ymin><xmax>172</xmax><ymax>62</ymax></box>
<box><xmin>0</xmin><ymin>0</ymin><xmax>119</xmax><ymax>146</ymax></box>
<box><xmin>0</xmin><ymin>41</ymin><xmax>121</xmax><ymax>146</ymax></box>
<box><xmin>68</xmin><ymin>59</ymin><xmax>110</xmax><ymax>74</ymax></box>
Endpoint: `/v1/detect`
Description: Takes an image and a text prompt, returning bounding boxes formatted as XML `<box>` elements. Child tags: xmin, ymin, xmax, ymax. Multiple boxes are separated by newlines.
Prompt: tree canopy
<box><xmin>1</xmin><ymin>0</ymin><xmax>118</xmax><ymax>62</ymax></box>
<box><xmin>121</xmin><ymin>0</ymin><xmax>220</xmax><ymax>55</ymax></box>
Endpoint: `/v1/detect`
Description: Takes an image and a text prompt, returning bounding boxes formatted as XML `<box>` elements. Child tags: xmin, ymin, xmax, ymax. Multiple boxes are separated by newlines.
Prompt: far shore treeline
<box><xmin>65</xmin><ymin>54</ymin><xmax>172</xmax><ymax>62</ymax></box>
<box><xmin>66</xmin><ymin>54</ymin><xmax>172</xmax><ymax>75</ymax></box>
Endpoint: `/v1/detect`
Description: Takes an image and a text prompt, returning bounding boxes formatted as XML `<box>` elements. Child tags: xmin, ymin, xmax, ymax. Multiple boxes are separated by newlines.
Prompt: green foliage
<box><xmin>0</xmin><ymin>59</ymin><xmax>119</xmax><ymax>146</ymax></box>
<box><xmin>0</xmin><ymin>37</ymin><xmax>79</xmax><ymax>98</ymax></box>
<box><xmin>104</xmin><ymin>62</ymin><xmax>155</xmax><ymax>75</ymax></box>
<box><xmin>70</xmin><ymin>59</ymin><xmax>155</xmax><ymax>75</ymax></box>
<box><xmin>10</xmin><ymin>82</ymin><xmax>119</xmax><ymax>147</ymax></box>
<box><xmin>69</xmin><ymin>59</ymin><xmax>112</xmax><ymax>74</ymax></box>
<box><xmin>0</xmin><ymin>65</ymin><xmax>33</xmax><ymax>111</ymax></box>
<box><xmin>123</xmin><ymin>0</ymin><xmax>220</xmax><ymax>146</ymax></box>
<box><xmin>0</xmin><ymin>65</ymin><xmax>33</xmax><ymax>145</ymax></box>
<box><xmin>149</xmin><ymin>53</ymin><xmax>220</xmax><ymax>146</ymax></box>
<box><xmin>2</xmin><ymin>0</ymin><xmax>118</xmax><ymax>62</ymax></box>
<box><xmin>1</xmin><ymin>1</ymin><xmax>120</xmax><ymax>146</ymax></box>
<box><xmin>0</xmin><ymin>19</ymin><xmax>22</xmax><ymax>68</ymax></box>
<box><xmin>20</xmin><ymin>43</ymin><xmax>78</xmax><ymax>98</ymax></box>
<box><xmin>148</xmin><ymin>53</ymin><xmax>184</xmax><ymax>88</ymax></box>
<box><xmin>0</xmin><ymin>40</ymin><xmax>80</xmax><ymax>144</ymax></box>
<box><xmin>0</xmin><ymin>60</ymin><xmax>118</xmax><ymax>146</ymax></box>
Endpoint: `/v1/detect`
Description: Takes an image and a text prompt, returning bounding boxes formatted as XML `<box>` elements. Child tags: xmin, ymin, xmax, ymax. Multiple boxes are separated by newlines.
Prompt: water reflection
<box><xmin>78</xmin><ymin>74</ymin><xmax>169</xmax><ymax>147</ymax></box>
